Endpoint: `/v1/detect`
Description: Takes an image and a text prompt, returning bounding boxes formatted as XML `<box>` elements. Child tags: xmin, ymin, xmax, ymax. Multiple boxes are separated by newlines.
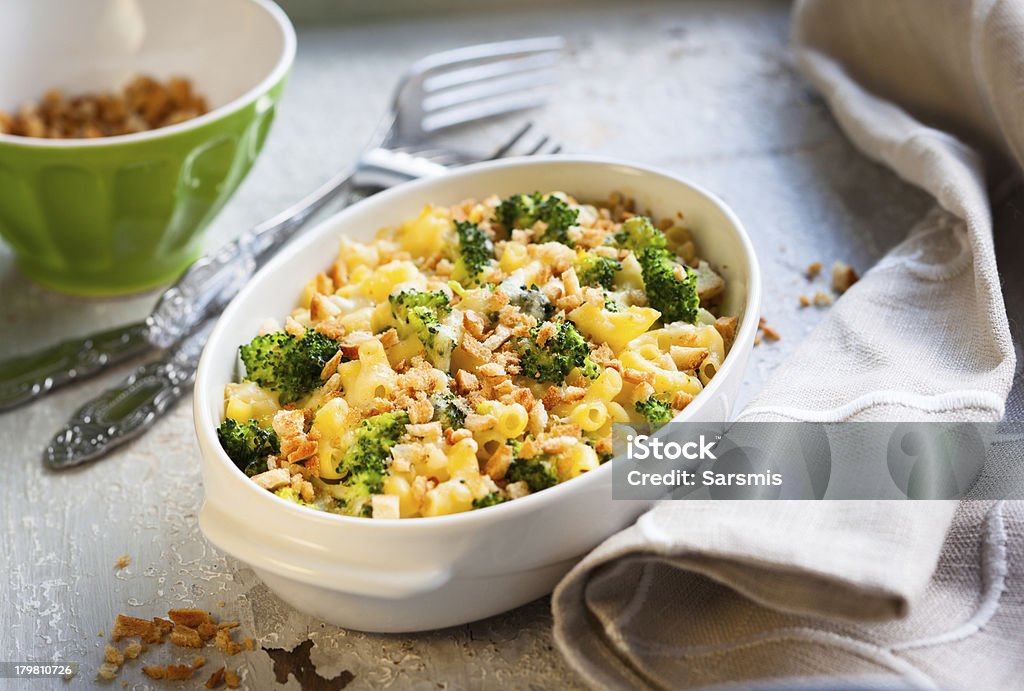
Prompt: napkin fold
<box><xmin>553</xmin><ymin>1</ymin><xmax>1022</xmax><ymax>687</ymax></box>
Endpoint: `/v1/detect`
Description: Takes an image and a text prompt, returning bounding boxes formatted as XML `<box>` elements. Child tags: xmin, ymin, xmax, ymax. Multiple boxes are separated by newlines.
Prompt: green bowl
<box><xmin>0</xmin><ymin>0</ymin><xmax>296</xmax><ymax>296</ymax></box>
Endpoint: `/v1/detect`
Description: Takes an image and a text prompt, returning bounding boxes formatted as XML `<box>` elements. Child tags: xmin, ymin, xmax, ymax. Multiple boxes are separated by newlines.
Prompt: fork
<box><xmin>0</xmin><ymin>36</ymin><xmax>564</xmax><ymax>413</ymax></box>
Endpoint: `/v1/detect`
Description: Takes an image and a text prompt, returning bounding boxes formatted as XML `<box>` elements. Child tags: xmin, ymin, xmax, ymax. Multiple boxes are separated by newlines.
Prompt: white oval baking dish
<box><xmin>193</xmin><ymin>155</ymin><xmax>762</xmax><ymax>632</ymax></box>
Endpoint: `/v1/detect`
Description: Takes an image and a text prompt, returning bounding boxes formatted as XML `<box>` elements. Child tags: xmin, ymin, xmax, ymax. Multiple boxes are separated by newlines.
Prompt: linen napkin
<box><xmin>552</xmin><ymin>0</ymin><xmax>1023</xmax><ymax>687</ymax></box>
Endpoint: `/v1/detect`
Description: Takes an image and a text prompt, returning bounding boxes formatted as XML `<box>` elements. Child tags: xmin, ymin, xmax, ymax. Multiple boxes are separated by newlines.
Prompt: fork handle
<box><xmin>0</xmin><ymin>322</ymin><xmax>151</xmax><ymax>412</ymax></box>
<box><xmin>43</xmin><ymin>320</ymin><xmax>215</xmax><ymax>469</ymax></box>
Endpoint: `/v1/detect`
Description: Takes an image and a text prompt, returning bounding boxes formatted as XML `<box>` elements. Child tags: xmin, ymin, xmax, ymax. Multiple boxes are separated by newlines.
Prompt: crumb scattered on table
<box><xmin>101</xmin><ymin>607</ymin><xmax>250</xmax><ymax>682</ymax></box>
<box><xmin>831</xmin><ymin>260</ymin><xmax>859</xmax><ymax>294</ymax></box>
<box><xmin>755</xmin><ymin>317</ymin><xmax>780</xmax><ymax>346</ymax></box>
<box><xmin>206</xmin><ymin>667</ymin><xmax>226</xmax><ymax>689</ymax></box>
<box><xmin>812</xmin><ymin>290</ymin><xmax>833</xmax><ymax>307</ymax></box>
<box><xmin>798</xmin><ymin>259</ymin><xmax>859</xmax><ymax>308</ymax></box>
<box><xmin>97</xmin><ymin>661</ymin><xmax>119</xmax><ymax>681</ymax></box>
<box><xmin>142</xmin><ymin>665</ymin><xmax>166</xmax><ymax>680</ymax></box>
<box><xmin>115</xmin><ymin>554</ymin><xmax>131</xmax><ymax>570</ymax></box>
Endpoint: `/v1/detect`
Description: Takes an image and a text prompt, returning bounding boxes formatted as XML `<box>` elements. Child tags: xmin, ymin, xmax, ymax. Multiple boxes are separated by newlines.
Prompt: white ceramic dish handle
<box><xmin>199</xmin><ymin>504</ymin><xmax>453</xmax><ymax>599</ymax></box>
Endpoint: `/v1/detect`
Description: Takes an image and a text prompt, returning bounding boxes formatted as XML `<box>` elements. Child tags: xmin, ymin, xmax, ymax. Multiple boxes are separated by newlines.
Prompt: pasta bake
<box><xmin>217</xmin><ymin>192</ymin><xmax>737</xmax><ymax>518</ymax></box>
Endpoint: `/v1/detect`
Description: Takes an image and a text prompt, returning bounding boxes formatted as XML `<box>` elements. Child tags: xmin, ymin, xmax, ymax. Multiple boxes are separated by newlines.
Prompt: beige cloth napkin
<box><xmin>552</xmin><ymin>1</ymin><xmax>1023</xmax><ymax>688</ymax></box>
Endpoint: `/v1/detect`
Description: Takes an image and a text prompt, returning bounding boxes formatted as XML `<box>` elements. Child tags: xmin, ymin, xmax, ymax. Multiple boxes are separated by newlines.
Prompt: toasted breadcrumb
<box><xmin>713</xmin><ymin>316</ymin><xmax>738</xmax><ymax>352</ymax></box>
<box><xmin>165</xmin><ymin>664</ymin><xmax>194</xmax><ymax>681</ymax></box>
<box><xmin>806</xmin><ymin>261</ymin><xmax>823</xmax><ymax>279</ymax></box>
<box><xmin>484</xmin><ymin>444</ymin><xmax>513</xmax><ymax>481</ymax></box>
<box><xmin>115</xmin><ymin>554</ymin><xmax>131</xmax><ymax>570</ymax></box>
<box><xmin>831</xmin><ymin>261</ymin><xmax>859</xmax><ymax>294</ymax></box>
<box><xmin>104</xmin><ymin>644</ymin><xmax>125</xmax><ymax>666</ymax></box>
<box><xmin>112</xmin><ymin>614</ymin><xmax>157</xmax><ymax>642</ymax></box>
<box><xmin>198</xmin><ymin>621</ymin><xmax>219</xmax><ymax>641</ymax></box>
<box><xmin>799</xmin><ymin>294</ymin><xmax>811</xmax><ymax>308</ymax></box>
<box><xmin>170</xmin><ymin>624</ymin><xmax>203</xmax><ymax>649</ymax></box>
<box><xmin>193</xmin><ymin>655</ymin><xmax>206</xmax><ymax>669</ymax></box>
<box><xmin>225</xmin><ymin>668</ymin><xmax>241</xmax><ymax>688</ymax></box>
<box><xmin>756</xmin><ymin>317</ymin><xmax>781</xmax><ymax>342</ymax></box>
<box><xmin>813</xmin><ymin>290</ymin><xmax>833</xmax><ymax>307</ymax></box>
<box><xmin>142</xmin><ymin>666</ymin><xmax>166</xmax><ymax>680</ymax></box>
<box><xmin>206</xmin><ymin>667</ymin><xmax>226</xmax><ymax>689</ymax></box>
<box><xmin>168</xmin><ymin>608</ymin><xmax>211</xmax><ymax>628</ymax></box>
<box><xmin>215</xmin><ymin>627</ymin><xmax>243</xmax><ymax>656</ymax></box>
<box><xmin>251</xmin><ymin>467</ymin><xmax>291</xmax><ymax>491</ymax></box>
<box><xmin>97</xmin><ymin>662</ymin><xmax>120</xmax><ymax>681</ymax></box>
<box><xmin>456</xmin><ymin>370</ymin><xmax>479</xmax><ymax>391</ymax></box>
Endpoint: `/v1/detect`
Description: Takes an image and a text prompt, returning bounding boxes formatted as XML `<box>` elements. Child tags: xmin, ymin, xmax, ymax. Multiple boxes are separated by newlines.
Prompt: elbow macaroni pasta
<box><xmin>220</xmin><ymin>191</ymin><xmax>738</xmax><ymax>518</ymax></box>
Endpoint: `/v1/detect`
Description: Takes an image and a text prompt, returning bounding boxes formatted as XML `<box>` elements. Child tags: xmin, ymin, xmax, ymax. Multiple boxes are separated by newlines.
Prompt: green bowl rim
<box><xmin>0</xmin><ymin>0</ymin><xmax>296</xmax><ymax>151</ymax></box>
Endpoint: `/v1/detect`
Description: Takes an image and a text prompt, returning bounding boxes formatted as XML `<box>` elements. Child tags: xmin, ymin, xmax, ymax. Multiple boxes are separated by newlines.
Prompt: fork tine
<box><xmin>391</xmin><ymin>37</ymin><xmax>565</xmax><ymax>143</ymax></box>
<box><xmin>422</xmin><ymin>93</ymin><xmax>547</xmax><ymax>133</ymax></box>
<box><xmin>408</xmin><ymin>36</ymin><xmax>564</xmax><ymax>78</ymax></box>
<box><xmin>489</xmin><ymin>122</ymin><xmax>534</xmax><ymax>159</ymax></box>
<box><xmin>526</xmin><ymin>135</ymin><xmax>550</xmax><ymax>155</ymax></box>
<box><xmin>422</xmin><ymin>52</ymin><xmax>561</xmax><ymax>93</ymax></box>
<box><xmin>423</xmin><ymin>68</ymin><xmax>558</xmax><ymax>113</ymax></box>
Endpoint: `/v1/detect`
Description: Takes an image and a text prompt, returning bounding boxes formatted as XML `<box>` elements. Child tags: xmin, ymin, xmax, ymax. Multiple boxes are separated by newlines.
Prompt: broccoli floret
<box><xmin>506</xmin><ymin>457</ymin><xmax>558</xmax><ymax>493</ymax></box>
<box><xmin>611</xmin><ymin>216</ymin><xmax>699</xmax><ymax>323</ymax></box>
<box><xmin>389</xmin><ymin>288</ymin><xmax>452</xmax><ymax>319</ymax></box>
<box><xmin>216</xmin><ymin>418</ymin><xmax>279</xmax><ymax>477</ymax></box>
<box><xmin>334</xmin><ymin>411</ymin><xmax>409</xmax><ymax>516</ymax></box>
<box><xmin>431</xmin><ymin>391</ymin><xmax>470</xmax><ymax>430</ymax></box>
<box><xmin>496</xmin><ymin>192</ymin><xmax>579</xmax><ymax>245</ymax></box>
<box><xmin>638</xmin><ymin>247</ymin><xmax>700</xmax><ymax>324</ymax></box>
<box><xmin>576</xmin><ymin>253</ymin><xmax>622</xmax><ymax>290</ymax></box>
<box><xmin>239</xmin><ymin>330</ymin><xmax>341</xmax><ymax>405</ymax></box>
<box><xmin>472</xmin><ymin>492</ymin><xmax>507</xmax><ymax>509</ymax></box>
<box><xmin>614</xmin><ymin>215</ymin><xmax>667</xmax><ymax>252</ymax></box>
<box><xmin>497</xmin><ymin>279</ymin><xmax>554</xmax><ymax>322</ymax></box>
<box><xmin>452</xmin><ymin>220</ymin><xmax>494</xmax><ymax>285</ymax></box>
<box><xmin>516</xmin><ymin>319</ymin><xmax>599</xmax><ymax>384</ymax></box>
<box><xmin>496</xmin><ymin>192</ymin><xmax>541</xmax><ymax>230</ymax></box>
<box><xmin>389</xmin><ymin>289</ymin><xmax>458</xmax><ymax>370</ymax></box>
<box><xmin>635</xmin><ymin>394</ymin><xmax>675</xmax><ymax>425</ymax></box>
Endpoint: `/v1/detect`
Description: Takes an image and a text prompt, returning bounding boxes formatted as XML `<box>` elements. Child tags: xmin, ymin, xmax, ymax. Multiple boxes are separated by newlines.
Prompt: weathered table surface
<box><xmin>7</xmin><ymin>1</ymin><xmax>1021</xmax><ymax>689</ymax></box>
